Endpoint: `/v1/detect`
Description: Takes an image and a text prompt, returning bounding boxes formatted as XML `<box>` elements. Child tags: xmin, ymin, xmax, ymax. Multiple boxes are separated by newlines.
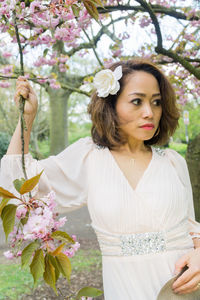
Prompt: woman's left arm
<box><xmin>190</xmin><ymin>234</ymin><xmax>200</xmax><ymax>249</ymax></box>
<box><xmin>166</xmin><ymin>149</ymin><xmax>200</xmax><ymax>294</ymax></box>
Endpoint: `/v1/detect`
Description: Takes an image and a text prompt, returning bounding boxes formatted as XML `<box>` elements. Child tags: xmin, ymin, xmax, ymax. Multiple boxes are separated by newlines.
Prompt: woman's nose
<box><xmin>142</xmin><ymin>103</ymin><xmax>153</xmax><ymax>118</ymax></box>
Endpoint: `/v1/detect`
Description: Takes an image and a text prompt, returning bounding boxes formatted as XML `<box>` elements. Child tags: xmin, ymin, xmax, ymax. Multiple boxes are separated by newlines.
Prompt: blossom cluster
<box><xmin>4</xmin><ymin>191</ymin><xmax>80</xmax><ymax>260</ymax></box>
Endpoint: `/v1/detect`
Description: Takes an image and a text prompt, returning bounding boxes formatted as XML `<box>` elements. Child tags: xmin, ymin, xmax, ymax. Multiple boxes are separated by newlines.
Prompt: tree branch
<box><xmin>65</xmin><ymin>14</ymin><xmax>134</xmax><ymax>57</ymax></box>
<box><xmin>135</xmin><ymin>0</ymin><xmax>162</xmax><ymax>48</ymax></box>
<box><xmin>82</xmin><ymin>28</ymin><xmax>103</xmax><ymax>66</ymax></box>
<box><xmin>61</xmin><ymin>83</ymin><xmax>91</xmax><ymax>97</ymax></box>
<box><xmin>155</xmin><ymin>47</ymin><xmax>200</xmax><ymax>79</ymax></box>
<box><xmin>97</xmin><ymin>4</ymin><xmax>200</xmax><ymax>21</ymax></box>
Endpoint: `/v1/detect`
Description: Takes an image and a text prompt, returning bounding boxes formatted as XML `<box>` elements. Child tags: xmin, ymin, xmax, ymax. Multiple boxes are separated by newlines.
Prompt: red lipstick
<box><xmin>140</xmin><ymin>123</ymin><xmax>155</xmax><ymax>130</ymax></box>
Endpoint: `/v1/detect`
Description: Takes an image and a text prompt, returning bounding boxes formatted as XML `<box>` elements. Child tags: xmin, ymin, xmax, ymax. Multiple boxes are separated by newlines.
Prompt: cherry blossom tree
<box><xmin>0</xmin><ymin>0</ymin><xmax>200</xmax><ymax>214</ymax></box>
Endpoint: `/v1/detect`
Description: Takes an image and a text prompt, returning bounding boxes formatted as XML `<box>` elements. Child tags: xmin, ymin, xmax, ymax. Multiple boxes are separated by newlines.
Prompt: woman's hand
<box><xmin>14</xmin><ymin>76</ymin><xmax>38</xmax><ymax>123</ymax></box>
<box><xmin>172</xmin><ymin>248</ymin><xmax>200</xmax><ymax>295</ymax></box>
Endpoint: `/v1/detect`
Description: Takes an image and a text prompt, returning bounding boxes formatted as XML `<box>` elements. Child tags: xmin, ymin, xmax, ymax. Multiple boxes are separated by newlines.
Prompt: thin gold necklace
<box><xmin>130</xmin><ymin>157</ymin><xmax>135</xmax><ymax>167</ymax></box>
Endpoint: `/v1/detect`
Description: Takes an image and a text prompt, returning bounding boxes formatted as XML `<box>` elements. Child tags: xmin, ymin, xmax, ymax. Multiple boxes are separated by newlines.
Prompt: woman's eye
<box><xmin>153</xmin><ymin>99</ymin><xmax>161</xmax><ymax>106</ymax></box>
<box><xmin>131</xmin><ymin>98</ymin><xmax>141</xmax><ymax>105</ymax></box>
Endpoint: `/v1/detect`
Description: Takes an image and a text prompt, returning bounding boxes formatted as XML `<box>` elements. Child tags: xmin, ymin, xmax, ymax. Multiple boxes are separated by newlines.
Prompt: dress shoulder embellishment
<box><xmin>94</xmin><ymin>143</ymin><xmax>105</xmax><ymax>150</ymax></box>
<box><xmin>153</xmin><ymin>147</ymin><xmax>166</xmax><ymax>157</ymax></box>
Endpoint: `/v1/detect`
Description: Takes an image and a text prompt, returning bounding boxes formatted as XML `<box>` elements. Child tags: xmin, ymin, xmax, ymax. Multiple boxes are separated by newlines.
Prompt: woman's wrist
<box><xmin>190</xmin><ymin>232</ymin><xmax>200</xmax><ymax>249</ymax></box>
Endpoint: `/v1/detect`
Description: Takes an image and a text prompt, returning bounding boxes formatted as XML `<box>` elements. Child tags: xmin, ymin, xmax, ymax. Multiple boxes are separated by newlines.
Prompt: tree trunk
<box><xmin>47</xmin><ymin>87</ymin><xmax>72</xmax><ymax>155</ymax></box>
<box><xmin>185</xmin><ymin>134</ymin><xmax>200</xmax><ymax>222</ymax></box>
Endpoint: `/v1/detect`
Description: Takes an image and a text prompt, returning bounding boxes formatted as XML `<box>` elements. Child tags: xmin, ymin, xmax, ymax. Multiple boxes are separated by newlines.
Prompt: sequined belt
<box><xmin>92</xmin><ymin>217</ymin><xmax>193</xmax><ymax>256</ymax></box>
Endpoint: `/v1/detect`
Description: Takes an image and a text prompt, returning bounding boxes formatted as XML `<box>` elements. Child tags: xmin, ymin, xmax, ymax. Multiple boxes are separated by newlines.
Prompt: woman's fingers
<box><xmin>172</xmin><ymin>266</ymin><xmax>200</xmax><ymax>294</ymax></box>
<box><xmin>173</xmin><ymin>265</ymin><xmax>199</xmax><ymax>288</ymax></box>
<box><xmin>14</xmin><ymin>77</ymin><xmax>38</xmax><ymax>117</ymax></box>
<box><xmin>173</xmin><ymin>275</ymin><xmax>200</xmax><ymax>294</ymax></box>
<box><xmin>15</xmin><ymin>77</ymin><xmax>36</xmax><ymax>101</ymax></box>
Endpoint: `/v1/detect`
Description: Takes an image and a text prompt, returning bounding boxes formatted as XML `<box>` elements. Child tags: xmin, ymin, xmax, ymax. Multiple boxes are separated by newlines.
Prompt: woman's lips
<box><xmin>139</xmin><ymin>124</ymin><xmax>155</xmax><ymax>130</ymax></box>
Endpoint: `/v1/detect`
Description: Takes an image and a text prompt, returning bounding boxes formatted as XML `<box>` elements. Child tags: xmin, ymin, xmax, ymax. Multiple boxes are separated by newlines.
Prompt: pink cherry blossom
<box><xmin>49</xmin><ymin>79</ymin><xmax>61</xmax><ymax>89</ymax></box>
<box><xmin>16</xmin><ymin>206</ymin><xmax>27</xmax><ymax>219</ymax></box>
<box><xmin>30</xmin><ymin>1</ymin><xmax>45</xmax><ymax>14</ymax></box>
<box><xmin>4</xmin><ymin>250</ymin><xmax>14</xmax><ymax>260</ymax></box>
<box><xmin>20</xmin><ymin>2</ymin><xmax>25</xmax><ymax>9</ymax></box>
<box><xmin>59</xmin><ymin>63</ymin><xmax>66</xmax><ymax>72</ymax></box>
<box><xmin>0</xmin><ymin>81</ymin><xmax>11</xmax><ymax>88</ymax></box>
<box><xmin>2</xmin><ymin>52</ymin><xmax>12</xmax><ymax>58</ymax></box>
<box><xmin>139</xmin><ymin>16</ymin><xmax>152</xmax><ymax>28</ymax></box>
<box><xmin>0</xmin><ymin>65</ymin><xmax>13</xmax><ymax>74</ymax></box>
<box><xmin>38</xmin><ymin>78</ymin><xmax>48</xmax><ymax>84</ymax></box>
<box><xmin>17</xmin><ymin>251</ymin><xmax>22</xmax><ymax>257</ymax></box>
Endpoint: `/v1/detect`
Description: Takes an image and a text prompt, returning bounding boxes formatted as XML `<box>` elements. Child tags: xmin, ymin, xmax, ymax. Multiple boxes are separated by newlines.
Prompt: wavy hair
<box><xmin>87</xmin><ymin>59</ymin><xmax>180</xmax><ymax>149</ymax></box>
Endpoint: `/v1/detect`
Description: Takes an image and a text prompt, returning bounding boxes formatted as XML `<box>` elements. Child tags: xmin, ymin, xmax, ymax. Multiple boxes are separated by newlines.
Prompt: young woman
<box><xmin>1</xmin><ymin>59</ymin><xmax>200</xmax><ymax>299</ymax></box>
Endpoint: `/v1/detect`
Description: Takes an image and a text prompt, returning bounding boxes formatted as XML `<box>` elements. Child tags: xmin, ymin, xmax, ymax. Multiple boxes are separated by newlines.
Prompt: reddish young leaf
<box><xmin>51</xmin><ymin>243</ymin><xmax>66</xmax><ymax>256</ymax></box>
<box><xmin>0</xmin><ymin>198</ymin><xmax>10</xmax><ymax>216</ymax></box>
<box><xmin>55</xmin><ymin>253</ymin><xmax>71</xmax><ymax>283</ymax></box>
<box><xmin>0</xmin><ymin>187</ymin><xmax>19</xmax><ymax>200</ymax></box>
<box><xmin>83</xmin><ymin>0</ymin><xmax>99</xmax><ymax>21</ymax></box>
<box><xmin>19</xmin><ymin>171</ymin><xmax>43</xmax><ymax>195</ymax></box>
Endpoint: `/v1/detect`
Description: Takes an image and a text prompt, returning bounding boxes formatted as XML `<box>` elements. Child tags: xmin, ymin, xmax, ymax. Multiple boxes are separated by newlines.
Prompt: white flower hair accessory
<box><xmin>93</xmin><ymin>65</ymin><xmax>123</xmax><ymax>98</ymax></box>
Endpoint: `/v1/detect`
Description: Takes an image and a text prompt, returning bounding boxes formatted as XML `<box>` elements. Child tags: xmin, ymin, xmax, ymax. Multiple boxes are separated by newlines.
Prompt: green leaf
<box><xmin>20</xmin><ymin>171</ymin><xmax>43</xmax><ymax>195</ymax></box>
<box><xmin>1</xmin><ymin>204</ymin><xmax>17</xmax><ymax>241</ymax></box>
<box><xmin>13</xmin><ymin>178</ymin><xmax>26</xmax><ymax>193</ymax></box>
<box><xmin>76</xmin><ymin>287</ymin><xmax>103</xmax><ymax>299</ymax></box>
<box><xmin>43</xmin><ymin>254</ymin><xmax>57</xmax><ymax>294</ymax></box>
<box><xmin>88</xmin><ymin>0</ymin><xmax>103</xmax><ymax>7</ymax></box>
<box><xmin>51</xmin><ymin>231</ymin><xmax>75</xmax><ymax>244</ymax></box>
<box><xmin>20</xmin><ymin>209</ymin><xmax>29</xmax><ymax>226</ymax></box>
<box><xmin>0</xmin><ymin>187</ymin><xmax>19</xmax><ymax>200</ymax></box>
<box><xmin>21</xmin><ymin>241</ymin><xmax>39</xmax><ymax>268</ymax></box>
<box><xmin>48</xmin><ymin>255</ymin><xmax>60</xmax><ymax>282</ymax></box>
<box><xmin>30</xmin><ymin>249</ymin><xmax>45</xmax><ymax>285</ymax></box>
<box><xmin>55</xmin><ymin>253</ymin><xmax>71</xmax><ymax>283</ymax></box>
<box><xmin>20</xmin><ymin>214</ymin><xmax>29</xmax><ymax>225</ymax></box>
<box><xmin>43</xmin><ymin>48</ymin><xmax>49</xmax><ymax>57</ymax></box>
<box><xmin>83</xmin><ymin>0</ymin><xmax>99</xmax><ymax>21</ymax></box>
<box><xmin>71</xmin><ymin>4</ymin><xmax>80</xmax><ymax>17</ymax></box>
<box><xmin>0</xmin><ymin>198</ymin><xmax>10</xmax><ymax>216</ymax></box>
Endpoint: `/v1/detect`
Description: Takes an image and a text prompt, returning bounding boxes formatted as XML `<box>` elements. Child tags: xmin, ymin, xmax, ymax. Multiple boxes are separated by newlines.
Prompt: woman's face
<box><xmin>115</xmin><ymin>71</ymin><xmax>162</xmax><ymax>143</ymax></box>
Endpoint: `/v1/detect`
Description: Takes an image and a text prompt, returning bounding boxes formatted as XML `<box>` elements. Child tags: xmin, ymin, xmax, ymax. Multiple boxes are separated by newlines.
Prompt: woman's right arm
<box><xmin>6</xmin><ymin>76</ymin><xmax>38</xmax><ymax>155</ymax></box>
<box><xmin>1</xmin><ymin>79</ymin><xmax>94</xmax><ymax>212</ymax></box>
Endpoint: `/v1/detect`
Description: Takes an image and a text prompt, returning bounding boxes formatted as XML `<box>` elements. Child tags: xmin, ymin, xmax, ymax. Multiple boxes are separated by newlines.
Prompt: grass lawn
<box><xmin>0</xmin><ymin>249</ymin><xmax>101</xmax><ymax>300</ymax></box>
<box><xmin>0</xmin><ymin>264</ymin><xmax>33</xmax><ymax>300</ymax></box>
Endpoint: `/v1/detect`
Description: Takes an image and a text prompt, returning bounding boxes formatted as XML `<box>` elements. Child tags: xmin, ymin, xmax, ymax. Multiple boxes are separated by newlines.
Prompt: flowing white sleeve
<box><xmin>165</xmin><ymin>148</ymin><xmax>200</xmax><ymax>233</ymax></box>
<box><xmin>0</xmin><ymin>137</ymin><xmax>94</xmax><ymax>213</ymax></box>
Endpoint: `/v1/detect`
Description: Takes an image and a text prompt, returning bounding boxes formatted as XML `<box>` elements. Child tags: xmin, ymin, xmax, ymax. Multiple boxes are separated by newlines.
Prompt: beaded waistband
<box><xmin>92</xmin><ymin>218</ymin><xmax>193</xmax><ymax>256</ymax></box>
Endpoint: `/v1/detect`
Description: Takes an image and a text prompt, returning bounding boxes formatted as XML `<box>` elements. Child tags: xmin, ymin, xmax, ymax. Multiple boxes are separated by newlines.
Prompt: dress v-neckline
<box><xmin>106</xmin><ymin>146</ymin><xmax>155</xmax><ymax>193</ymax></box>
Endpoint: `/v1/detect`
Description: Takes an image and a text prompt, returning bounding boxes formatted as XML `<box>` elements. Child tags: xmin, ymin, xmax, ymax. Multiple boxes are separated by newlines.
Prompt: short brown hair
<box><xmin>87</xmin><ymin>59</ymin><xmax>180</xmax><ymax>149</ymax></box>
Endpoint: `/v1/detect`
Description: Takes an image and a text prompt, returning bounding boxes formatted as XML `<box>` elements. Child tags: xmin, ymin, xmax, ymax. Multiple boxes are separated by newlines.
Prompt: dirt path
<box><xmin>0</xmin><ymin>207</ymin><xmax>104</xmax><ymax>299</ymax></box>
<box><xmin>0</xmin><ymin>239</ymin><xmax>104</xmax><ymax>300</ymax></box>
<box><xmin>21</xmin><ymin>239</ymin><xmax>103</xmax><ymax>300</ymax></box>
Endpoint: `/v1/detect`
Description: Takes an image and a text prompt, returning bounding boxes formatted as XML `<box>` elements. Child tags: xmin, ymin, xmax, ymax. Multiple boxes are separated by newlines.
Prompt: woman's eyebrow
<box><xmin>128</xmin><ymin>92</ymin><xmax>161</xmax><ymax>97</ymax></box>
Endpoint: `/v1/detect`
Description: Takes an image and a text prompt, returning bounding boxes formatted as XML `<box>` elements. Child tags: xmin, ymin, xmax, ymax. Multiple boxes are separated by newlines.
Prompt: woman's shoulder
<box><xmin>56</xmin><ymin>136</ymin><xmax>99</xmax><ymax>161</ymax></box>
<box><xmin>154</xmin><ymin>147</ymin><xmax>190</xmax><ymax>187</ymax></box>
<box><xmin>152</xmin><ymin>146</ymin><xmax>187</xmax><ymax>171</ymax></box>
<box><xmin>152</xmin><ymin>146</ymin><xmax>185</xmax><ymax>162</ymax></box>
<box><xmin>164</xmin><ymin>147</ymin><xmax>186</xmax><ymax>165</ymax></box>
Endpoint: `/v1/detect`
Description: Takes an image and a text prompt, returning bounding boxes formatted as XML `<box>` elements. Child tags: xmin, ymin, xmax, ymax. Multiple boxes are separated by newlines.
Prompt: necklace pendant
<box><xmin>130</xmin><ymin>158</ymin><xmax>135</xmax><ymax>166</ymax></box>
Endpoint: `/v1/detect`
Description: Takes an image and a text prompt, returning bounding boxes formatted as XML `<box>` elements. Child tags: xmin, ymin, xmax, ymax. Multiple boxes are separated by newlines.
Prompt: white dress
<box><xmin>1</xmin><ymin>137</ymin><xmax>200</xmax><ymax>300</ymax></box>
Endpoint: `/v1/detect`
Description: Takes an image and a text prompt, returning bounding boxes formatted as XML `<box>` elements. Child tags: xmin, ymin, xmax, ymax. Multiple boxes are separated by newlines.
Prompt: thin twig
<box><xmin>14</xmin><ymin>11</ymin><xmax>29</xmax><ymax>183</ymax></box>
